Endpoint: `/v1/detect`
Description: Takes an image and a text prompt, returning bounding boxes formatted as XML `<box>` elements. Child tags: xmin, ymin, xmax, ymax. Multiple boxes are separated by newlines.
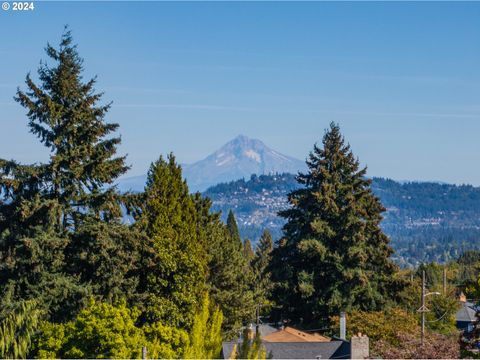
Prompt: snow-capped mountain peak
<box><xmin>118</xmin><ymin>135</ymin><xmax>306</xmax><ymax>193</ymax></box>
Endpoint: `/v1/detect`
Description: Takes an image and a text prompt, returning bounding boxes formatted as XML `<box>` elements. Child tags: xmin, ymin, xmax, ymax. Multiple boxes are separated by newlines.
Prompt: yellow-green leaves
<box><xmin>0</xmin><ymin>300</ymin><xmax>41</xmax><ymax>359</ymax></box>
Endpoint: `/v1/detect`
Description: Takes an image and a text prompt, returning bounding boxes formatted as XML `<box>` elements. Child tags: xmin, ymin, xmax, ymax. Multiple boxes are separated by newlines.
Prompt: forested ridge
<box><xmin>205</xmin><ymin>175</ymin><xmax>480</xmax><ymax>267</ymax></box>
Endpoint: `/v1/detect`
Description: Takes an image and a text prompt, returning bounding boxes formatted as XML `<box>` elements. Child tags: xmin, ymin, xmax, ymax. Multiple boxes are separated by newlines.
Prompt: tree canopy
<box><xmin>271</xmin><ymin>122</ymin><xmax>404</xmax><ymax>325</ymax></box>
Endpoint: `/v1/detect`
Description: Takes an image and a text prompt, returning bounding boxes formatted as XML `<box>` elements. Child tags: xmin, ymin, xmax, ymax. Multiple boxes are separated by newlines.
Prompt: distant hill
<box><xmin>117</xmin><ymin>174</ymin><xmax>147</xmax><ymax>193</ymax></box>
<box><xmin>204</xmin><ymin>174</ymin><xmax>480</xmax><ymax>267</ymax></box>
<box><xmin>118</xmin><ymin>135</ymin><xmax>306</xmax><ymax>193</ymax></box>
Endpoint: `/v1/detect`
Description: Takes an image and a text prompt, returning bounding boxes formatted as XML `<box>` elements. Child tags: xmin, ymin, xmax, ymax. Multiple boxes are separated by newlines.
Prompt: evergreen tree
<box><xmin>140</xmin><ymin>154</ymin><xmax>207</xmax><ymax>328</ymax></box>
<box><xmin>13</xmin><ymin>27</ymin><xmax>128</xmax><ymax>230</ymax></box>
<box><xmin>0</xmin><ymin>28</ymin><xmax>130</xmax><ymax>322</ymax></box>
<box><xmin>202</xmin><ymin>206</ymin><xmax>255</xmax><ymax>339</ymax></box>
<box><xmin>243</xmin><ymin>239</ymin><xmax>254</xmax><ymax>263</ymax></box>
<box><xmin>0</xmin><ymin>226</ymin><xmax>89</xmax><ymax>322</ymax></box>
<box><xmin>227</xmin><ymin>210</ymin><xmax>242</xmax><ymax>247</ymax></box>
<box><xmin>271</xmin><ymin>122</ymin><xmax>403</xmax><ymax>325</ymax></box>
<box><xmin>252</xmin><ymin>230</ymin><xmax>274</xmax><ymax>309</ymax></box>
<box><xmin>67</xmin><ymin>221</ymin><xmax>144</xmax><ymax>304</ymax></box>
<box><xmin>254</xmin><ymin>230</ymin><xmax>273</xmax><ymax>277</ymax></box>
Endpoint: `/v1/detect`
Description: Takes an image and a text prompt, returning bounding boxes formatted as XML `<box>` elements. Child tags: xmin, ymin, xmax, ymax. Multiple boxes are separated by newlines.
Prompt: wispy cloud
<box><xmin>104</xmin><ymin>86</ymin><xmax>191</xmax><ymax>94</ymax></box>
<box><xmin>0</xmin><ymin>102</ymin><xmax>16</xmax><ymax>107</ymax></box>
<box><xmin>140</xmin><ymin>61</ymin><xmax>458</xmax><ymax>85</ymax></box>
<box><xmin>290</xmin><ymin>108</ymin><xmax>480</xmax><ymax>119</ymax></box>
<box><xmin>114</xmin><ymin>102</ymin><xmax>480</xmax><ymax>119</ymax></box>
<box><xmin>115</xmin><ymin>103</ymin><xmax>257</xmax><ymax>111</ymax></box>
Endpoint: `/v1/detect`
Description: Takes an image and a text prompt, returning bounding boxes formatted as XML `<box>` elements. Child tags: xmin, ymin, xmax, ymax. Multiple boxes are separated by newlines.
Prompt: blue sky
<box><xmin>1</xmin><ymin>2</ymin><xmax>480</xmax><ymax>184</ymax></box>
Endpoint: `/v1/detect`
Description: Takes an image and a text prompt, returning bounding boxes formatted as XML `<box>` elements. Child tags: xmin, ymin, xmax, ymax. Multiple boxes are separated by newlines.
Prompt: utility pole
<box><xmin>421</xmin><ymin>270</ymin><xmax>426</xmax><ymax>346</ymax></box>
<box><xmin>443</xmin><ymin>268</ymin><xmax>447</xmax><ymax>295</ymax></box>
<box><xmin>416</xmin><ymin>270</ymin><xmax>441</xmax><ymax>347</ymax></box>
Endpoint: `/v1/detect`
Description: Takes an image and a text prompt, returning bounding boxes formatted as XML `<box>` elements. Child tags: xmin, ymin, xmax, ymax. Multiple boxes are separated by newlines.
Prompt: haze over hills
<box><xmin>205</xmin><ymin>174</ymin><xmax>480</xmax><ymax>267</ymax></box>
<box><xmin>118</xmin><ymin>135</ymin><xmax>307</xmax><ymax>193</ymax></box>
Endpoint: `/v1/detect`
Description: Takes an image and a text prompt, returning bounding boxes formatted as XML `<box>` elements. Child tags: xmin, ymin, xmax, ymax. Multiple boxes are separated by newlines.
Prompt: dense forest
<box><xmin>205</xmin><ymin>175</ymin><xmax>480</xmax><ymax>267</ymax></box>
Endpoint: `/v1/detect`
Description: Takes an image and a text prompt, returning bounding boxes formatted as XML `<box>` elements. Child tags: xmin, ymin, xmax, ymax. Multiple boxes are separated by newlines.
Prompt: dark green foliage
<box><xmin>457</xmin><ymin>250</ymin><xmax>480</xmax><ymax>265</ymax></box>
<box><xmin>453</xmin><ymin>251</ymin><xmax>480</xmax><ymax>294</ymax></box>
<box><xmin>395</xmin><ymin>271</ymin><xmax>420</xmax><ymax>313</ymax></box>
<box><xmin>67</xmin><ymin>221</ymin><xmax>144</xmax><ymax>304</ymax></box>
<box><xmin>271</xmin><ymin>123</ymin><xmax>403</xmax><ymax>325</ymax></box>
<box><xmin>253</xmin><ymin>230</ymin><xmax>273</xmax><ymax>280</ymax></box>
<box><xmin>409</xmin><ymin>263</ymin><xmax>459</xmax><ymax>334</ymax></box>
<box><xmin>13</xmin><ymin>27</ymin><xmax>128</xmax><ymax>229</ymax></box>
<box><xmin>252</xmin><ymin>230</ymin><xmax>274</xmax><ymax>309</ymax></box>
<box><xmin>416</xmin><ymin>263</ymin><xmax>445</xmax><ymax>287</ymax></box>
<box><xmin>204</xmin><ymin>208</ymin><xmax>255</xmax><ymax>339</ymax></box>
<box><xmin>1</xmin><ymin>28</ymin><xmax>240</xmax><ymax>358</ymax></box>
<box><xmin>227</xmin><ymin>210</ymin><xmax>242</xmax><ymax>247</ymax></box>
<box><xmin>0</xmin><ymin>29</ymin><xmax>135</xmax><ymax>323</ymax></box>
<box><xmin>0</xmin><ymin>226</ymin><xmax>90</xmax><ymax>322</ymax></box>
<box><xmin>138</xmin><ymin>154</ymin><xmax>207</xmax><ymax>328</ymax></box>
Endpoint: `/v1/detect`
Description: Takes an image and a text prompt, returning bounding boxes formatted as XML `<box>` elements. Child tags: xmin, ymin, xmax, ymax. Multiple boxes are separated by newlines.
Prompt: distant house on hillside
<box><xmin>456</xmin><ymin>293</ymin><xmax>478</xmax><ymax>333</ymax></box>
<box><xmin>222</xmin><ymin>326</ymin><xmax>368</xmax><ymax>359</ymax></box>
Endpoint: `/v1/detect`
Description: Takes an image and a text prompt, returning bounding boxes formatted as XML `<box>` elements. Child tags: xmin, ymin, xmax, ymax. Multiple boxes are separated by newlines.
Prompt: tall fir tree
<box><xmin>67</xmin><ymin>221</ymin><xmax>143</xmax><ymax>304</ymax></box>
<box><xmin>13</xmin><ymin>27</ymin><xmax>128</xmax><ymax>229</ymax></box>
<box><xmin>0</xmin><ymin>28</ymin><xmax>132</xmax><ymax>321</ymax></box>
<box><xmin>252</xmin><ymin>229</ymin><xmax>274</xmax><ymax>310</ymax></box>
<box><xmin>271</xmin><ymin>122</ymin><xmax>403</xmax><ymax>325</ymax></box>
<box><xmin>227</xmin><ymin>210</ymin><xmax>242</xmax><ymax>247</ymax></box>
<box><xmin>139</xmin><ymin>154</ymin><xmax>207</xmax><ymax>328</ymax></box>
<box><xmin>204</xmin><ymin>208</ymin><xmax>255</xmax><ymax>339</ymax></box>
<box><xmin>243</xmin><ymin>239</ymin><xmax>254</xmax><ymax>263</ymax></box>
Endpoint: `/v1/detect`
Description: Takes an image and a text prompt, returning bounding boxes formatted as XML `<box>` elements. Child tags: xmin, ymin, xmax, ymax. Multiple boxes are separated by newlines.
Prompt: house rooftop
<box><xmin>456</xmin><ymin>301</ymin><xmax>477</xmax><ymax>323</ymax></box>
<box><xmin>262</xmin><ymin>326</ymin><xmax>331</xmax><ymax>343</ymax></box>
<box><xmin>222</xmin><ymin>340</ymin><xmax>350</xmax><ymax>360</ymax></box>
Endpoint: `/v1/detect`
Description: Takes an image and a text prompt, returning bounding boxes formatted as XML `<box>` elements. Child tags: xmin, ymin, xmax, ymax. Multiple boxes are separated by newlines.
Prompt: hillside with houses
<box><xmin>205</xmin><ymin>174</ymin><xmax>480</xmax><ymax>267</ymax></box>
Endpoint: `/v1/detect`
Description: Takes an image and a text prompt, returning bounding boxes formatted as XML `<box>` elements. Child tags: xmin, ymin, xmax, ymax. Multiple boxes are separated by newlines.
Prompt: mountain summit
<box><xmin>117</xmin><ymin>135</ymin><xmax>306</xmax><ymax>193</ymax></box>
<box><xmin>182</xmin><ymin>135</ymin><xmax>306</xmax><ymax>192</ymax></box>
